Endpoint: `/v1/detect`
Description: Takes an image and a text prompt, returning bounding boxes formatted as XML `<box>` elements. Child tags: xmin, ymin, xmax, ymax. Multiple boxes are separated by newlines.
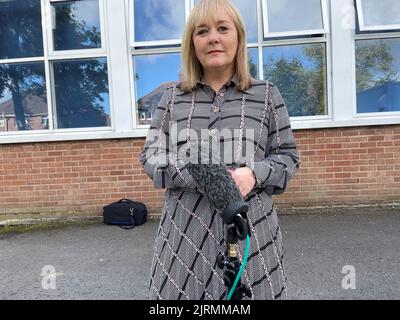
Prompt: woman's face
<box><xmin>192</xmin><ymin>11</ymin><xmax>238</xmax><ymax>75</ymax></box>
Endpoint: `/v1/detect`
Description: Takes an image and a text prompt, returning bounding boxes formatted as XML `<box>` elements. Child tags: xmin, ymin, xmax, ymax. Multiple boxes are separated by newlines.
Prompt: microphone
<box><xmin>186</xmin><ymin>162</ymin><xmax>250</xmax><ymax>238</ymax></box>
<box><xmin>185</xmin><ymin>140</ymin><xmax>252</xmax><ymax>300</ymax></box>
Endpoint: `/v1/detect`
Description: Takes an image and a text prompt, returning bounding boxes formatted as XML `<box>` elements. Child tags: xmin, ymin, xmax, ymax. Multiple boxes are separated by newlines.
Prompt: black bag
<box><xmin>103</xmin><ymin>199</ymin><xmax>147</xmax><ymax>230</ymax></box>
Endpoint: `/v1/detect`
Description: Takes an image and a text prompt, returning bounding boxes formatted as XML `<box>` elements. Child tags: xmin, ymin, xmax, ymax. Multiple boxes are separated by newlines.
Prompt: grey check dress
<box><xmin>140</xmin><ymin>77</ymin><xmax>300</xmax><ymax>300</ymax></box>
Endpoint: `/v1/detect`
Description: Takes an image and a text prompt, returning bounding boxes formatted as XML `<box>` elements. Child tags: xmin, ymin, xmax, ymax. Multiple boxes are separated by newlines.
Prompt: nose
<box><xmin>208</xmin><ymin>28</ymin><xmax>220</xmax><ymax>44</ymax></box>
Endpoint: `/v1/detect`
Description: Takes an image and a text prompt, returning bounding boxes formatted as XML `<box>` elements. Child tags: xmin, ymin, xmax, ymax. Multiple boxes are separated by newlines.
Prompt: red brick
<box><xmin>1</xmin><ymin>126</ymin><xmax>400</xmax><ymax>218</ymax></box>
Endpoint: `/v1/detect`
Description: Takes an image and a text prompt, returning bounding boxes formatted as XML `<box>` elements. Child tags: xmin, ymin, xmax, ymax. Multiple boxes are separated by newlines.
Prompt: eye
<box><xmin>196</xmin><ymin>29</ymin><xmax>208</xmax><ymax>36</ymax></box>
<box><xmin>218</xmin><ymin>26</ymin><xmax>228</xmax><ymax>32</ymax></box>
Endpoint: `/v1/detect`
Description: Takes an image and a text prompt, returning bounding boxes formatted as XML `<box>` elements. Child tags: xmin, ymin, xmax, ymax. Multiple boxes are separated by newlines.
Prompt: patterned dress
<box><xmin>140</xmin><ymin>77</ymin><xmax>300</xmax><ymax>300</ymax></box>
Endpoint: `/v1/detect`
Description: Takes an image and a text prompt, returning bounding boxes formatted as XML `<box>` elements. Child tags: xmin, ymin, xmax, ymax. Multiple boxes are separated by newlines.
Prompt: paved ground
<box><xmin>0</xmin><ymin>211</ymin><xmax>399</xmax><ymax>300</ymax></box>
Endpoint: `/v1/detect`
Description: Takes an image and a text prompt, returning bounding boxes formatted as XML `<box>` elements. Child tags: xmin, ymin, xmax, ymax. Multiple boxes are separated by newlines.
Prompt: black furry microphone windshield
<box><xmin>186</xmin><ymin>163</ymin><xmax>242</xmax><ymax>211</ymax></box>
<box><xmin>185</xmin><ymin>141</ymin><xmax>249</xmax><ymax>233</ymax></box>
<box><xmin>186</xmin><ymin>140</ymin><xmax>252</xmax><ymax>300</ymax></box>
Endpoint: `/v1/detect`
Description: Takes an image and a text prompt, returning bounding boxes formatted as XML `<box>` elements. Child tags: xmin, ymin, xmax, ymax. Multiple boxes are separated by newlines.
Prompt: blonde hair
<box><xmin>180</xmin><ymin>0</ymin><xmax>252</xmax><ymax>92</ymax></box>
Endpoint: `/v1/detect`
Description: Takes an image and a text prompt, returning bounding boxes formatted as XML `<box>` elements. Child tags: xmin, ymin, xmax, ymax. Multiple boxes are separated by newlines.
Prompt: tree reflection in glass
<box><xmin>52</xmin><ymin>0</ymin><xmax>101</xmax><ymax>51</ymax></box>
<box><xmin>248</xmin><ymin>48</ymin><xmax>259</xmax><ymax>79</ymax></box>
<box><xmin>356</xmin><ymin>38</ymin><xmax>400</xmax><ymax>113</ymax></box>
<box><xmin>0</xmin><ymin>0</ymin><xmax>43</xmax><ymax>59</ymax></box>
<box><xmin>53</xmin><ymin>58</ymin><xmax>110</xmax><ymax>129</ymax></box>
<box><xmin>263</xmin><ymin>43</ymin><xmax>327</xmax><ymax>117</ymax></box>
<box><xmin>0</xmin><ymin>63</ymin><xmax>47</xmax><ymax>132</ymax></box>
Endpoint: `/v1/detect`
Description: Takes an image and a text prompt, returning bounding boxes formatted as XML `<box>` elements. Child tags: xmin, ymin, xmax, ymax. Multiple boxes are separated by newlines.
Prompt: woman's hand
<box><xmin>229</xmin><ymin>167</ymin><xmax>256</xmax><ymax>197</ymax></box>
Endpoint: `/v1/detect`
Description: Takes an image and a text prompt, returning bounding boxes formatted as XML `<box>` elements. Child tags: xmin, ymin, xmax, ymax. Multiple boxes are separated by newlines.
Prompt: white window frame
<box><xmin>355</xmin><ymin>0</ymin><xmax>400</xmax><ymax>32</ymax></box>
<box><xmin>47</xmin><ymin>0</ymin><xmax>107</xmax><ymax>56</ymax></box>
<box><xmin>130</xmin><ymin>49</ymin><xmax>182</xmax><ymax>130</ymax></box>
<box><xmin>129</xmin><ymin>0</ymin><xmax>191</xmax><ymax>129</ymax></box>
<box><xmin>258</xmin><ymin>0</ymin><xmax>331</xmax><ymax>124</ymax></box>
<box><xmin>353</xmin><ymin>33</ymin><xmax>400</xmax><ymax>118</ymax></box>
<box><xmin>129</xmin><ymin>0</ymin><xmax>190</xmax><ymax>48</ymax></box>
<box><xmin>46</xmin><ymin>0</ymin><xmax>111</xmax><ymax>132</ymax></box>
<box><xmin>0</xmin><ymin>0</ymin><xmax>139</xmax><ymax>144</ymax></box>
<box><xmin>262</xmin><ymin>0</ymin><xmax>329</xmax><ymax>38</ymax></box>
<box><xmin>2</xmin><ymin>0</ymin><xmax>400</xmax><ymax>145</ymax></box>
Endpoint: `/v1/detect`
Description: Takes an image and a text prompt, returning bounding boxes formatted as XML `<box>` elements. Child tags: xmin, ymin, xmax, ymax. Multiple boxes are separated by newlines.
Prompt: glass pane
<box><xmin>356</xmin><ymin>38</ymin><xmax>400</xmax><ymax>113</ymax></box>
<box><xmin>51</xmin><ymin>0</ymin><xmax>101</xmax><ymax>51</ymax></box>
<box><xmin>263</xmin><ymin>43</ymin><xmax>327</xmax><ymax>116</ymax></box>
<box><xmin>194</xmin><ymin>0</ymin><xmax>257</xmax><ymax>43</ymax></box>
<box><xmin>0</xmin><ymin>62</ymin><xmax>47</xmax><ymax>132</ymax></box>
<box><xmin>53</xmin><ymin>58</ymin><xmax>110</xmax><ymax>128</ymax></box>
<box><xmin>266</xmin><ymin>0</ymin><xmax>323</xmax><ymax>34</ymax></box>
<box><xmin>361</xmin><ymin>0</ymin><xmax>400</xmax><ymax>27</ymax></box>
<box><xmin>0</xmin><ymin>0</ymin><xmax>43</xmax><ymax>59</ymax></box>
<box><xmin>248</xmin><ymin>48</ymin><xmax>259</xmax><ymax>79</ymax></box>
<box><xmin>134</xmin><ymin>0</ymin><xmax>185</xmax><ymax>42</ymax></box>
<box><xmin>134</xmin><ymin>54</ymin><xmax>181</xmax><ymax>125</ymax></box>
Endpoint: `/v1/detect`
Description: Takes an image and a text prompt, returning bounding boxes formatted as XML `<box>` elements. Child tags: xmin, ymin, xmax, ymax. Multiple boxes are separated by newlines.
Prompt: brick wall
<box><xmin>1</xmin><ymin>125</ymin><xmax>399</xmax><ymax>223</ymax></box>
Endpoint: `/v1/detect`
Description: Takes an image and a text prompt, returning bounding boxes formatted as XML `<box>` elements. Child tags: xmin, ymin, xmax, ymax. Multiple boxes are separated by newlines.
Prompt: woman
<box><xmin>140</xmin><ymin>0</ymin><xmax>300</xmax><ymax>300</ymax></box>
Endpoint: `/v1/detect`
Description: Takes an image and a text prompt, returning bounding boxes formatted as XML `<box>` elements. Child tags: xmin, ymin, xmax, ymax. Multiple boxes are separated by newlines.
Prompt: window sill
<box><xmin>1</xmin><ymin>115</ymin><xmax>400</xmax><ymax>145</ymax></box>
<box><xmin>0</xmin><ymin>129</ymin><xmax>148</xmax><ymax>145</ymax></box>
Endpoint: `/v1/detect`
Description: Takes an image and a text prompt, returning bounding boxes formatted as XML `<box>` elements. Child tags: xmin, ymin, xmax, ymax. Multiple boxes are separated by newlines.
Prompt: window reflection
<box><xmin>248</xmin><ymin>48</ymin><xmax>259</xmax><ymax>79</ymax></box>
<box><xmin>356</xmin><ymin>38</ymin><xmax>400</xmax><ymax>113</ymax></box>
<box><xmin>134</xmin><ymin>0</ymin><xmax>185</xmax><ymax>42</ymax></box>
<box><xmin>0</xmin><ymin>62</ymin><xmax>47</xmax><ymax>132</ymax></box>
<box><xmin>52</xmin><ymin>58</ymin><xmax>110</xmax><ymax>129</ymax></box>
<box><xmin>52</xmin><ymin>0</ymin><xmax>101</xmax><ymax>51</ymax></box>
<box><xmin>360</xmin><ymin>0</ymin><xmax>400</xmax><ymax>27</ymax></box>
<box><xmin>0</xmin><ymin>0</ymin><xmax>43</xmax><ymax>59</ymax></box>
<box><xmin>265</xmin><ymin>0</ymin><xmax>323</xmax><ymax>34</ymax></box>
<box><xmin>134</xmin><ymin>54</ymin><xmax>181</xmax><ymax>125</ymax></box>
<box><xmin>263</xmin><ymin>43</ymin><xmax>327</xmax><ymax>116</ymax></box>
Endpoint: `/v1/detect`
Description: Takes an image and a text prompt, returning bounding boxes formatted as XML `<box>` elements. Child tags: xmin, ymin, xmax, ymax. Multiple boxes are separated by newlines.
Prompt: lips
<box><xmin>208</xmin><ymin>50</ymin><xmax>224</xmax><ymax>54</ymax></box>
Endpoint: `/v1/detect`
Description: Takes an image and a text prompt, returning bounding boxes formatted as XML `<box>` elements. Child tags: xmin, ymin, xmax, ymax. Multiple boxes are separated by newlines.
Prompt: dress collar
<box><xmin>175</xmin><ymin>75</ymin><xmax>255</xmax><ymax>95</ymax></box>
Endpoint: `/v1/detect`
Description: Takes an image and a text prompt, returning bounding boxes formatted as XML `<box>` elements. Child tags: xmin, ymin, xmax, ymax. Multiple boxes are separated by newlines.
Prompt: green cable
<box><xmin>227</xmin><ymin>234</ymin><xmax>251</xmax><ymax>300</ymax></box>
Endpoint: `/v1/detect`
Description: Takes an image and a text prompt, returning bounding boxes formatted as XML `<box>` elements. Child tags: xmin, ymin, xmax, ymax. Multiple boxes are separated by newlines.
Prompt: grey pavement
<box><xmin>0</xmin><ymin>211</ymin><xmax>399</xmax><ymax>300</ymax></box>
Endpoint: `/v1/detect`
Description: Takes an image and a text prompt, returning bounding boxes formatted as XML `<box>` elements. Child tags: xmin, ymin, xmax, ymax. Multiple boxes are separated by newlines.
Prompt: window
<box><xmin>355</xmin><ymin>38</ymin><xmax>400</xmax><ymax>113</ymax></box>
<box><xmin>0</xmin><ymin>0</ymin><xmax>43</xmax><ymax>60</ymax></box>
<box><xmin>42</xmin><ymin>116</ymin><xmax>49</xmax><ymax>128</ymax></box>
<box><xmin>0</xmin><ymin>62</ymin><xmax>47</xmax><ymax>132</ymax></box>
<box><xmin>0</xmin><ymin>0</ymin><xmax>48</xmax><ymax>133</ymax></box>
<box><xmin>132</xmin><ymin>0</ymin><xmax>260</xmax><ymax>126</ymax></box>
<box><xmin>47</xmin><ymin>0</ymin><xmax>109</xmax><ymax>129</ymax></box>
<box><xmin>50</xmin><ymin>0</ymin><xmax>103</xmax><ymax>51</ymax></box>
<box><xmin>133</xmin><ymin>0</ymin><xmax>186</xmax><ymax>44</ymax></box>
<box><xmin>248</xmin><ymin>48</ymin><xmax>259</xmax><ymax>79</ymax></box>
<box><xmin>0</xmin><ymin>0</ymin><xmax>110</xmax><ymax>136</ymax></box>
<box><xmin>354</xmin><ymin>0</ymin><xmax>400</xmax><ymax>114</ymax></box>
<box><xmin>133</xmin><ymin>53</ymin><xmax>181</xmax><ymax>125</ymax></box>
<box><xmin>52</xmin><ymin>58</ymin><xmax>110</xmax><ymax>128</ymax></box>
<box><xmin>261</xmin><ymin>0</ymin><xmax>329</xmax><ymax>118</ymax></box>
<box><xmin>355</xmin><ymin>0</ymin><xmax>400</xmax><ymax>32</ymax></box>
<box><xmin>2</xmin><ymin>0</ymin><xmax>400</xmax><ymax>144</ymax></box>
<box><xmin>263</xmin><ymin>43</ymin><xmax>327</xmax><ymax>117</ymax></box>
<box><xmin>262</xmin><ymin>0</ymin><xmax>328</xmax><ymax>38</ymax></box>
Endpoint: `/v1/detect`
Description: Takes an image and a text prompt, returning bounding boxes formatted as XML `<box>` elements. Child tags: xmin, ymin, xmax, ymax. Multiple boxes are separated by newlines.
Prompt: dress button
<box><xmin>213</xmin><ymin>105</ymin><xmax>220</xmax><ymax>113</ymax></box>
<box><xmin>209</xmin><ymin>128</ymin><xmax>217</xmax><ymax>135</ymax></box>
<box><xmin>219</xmin><ymin>92</ymin><xmax>225</xmax><ymax>97</ymax></box>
